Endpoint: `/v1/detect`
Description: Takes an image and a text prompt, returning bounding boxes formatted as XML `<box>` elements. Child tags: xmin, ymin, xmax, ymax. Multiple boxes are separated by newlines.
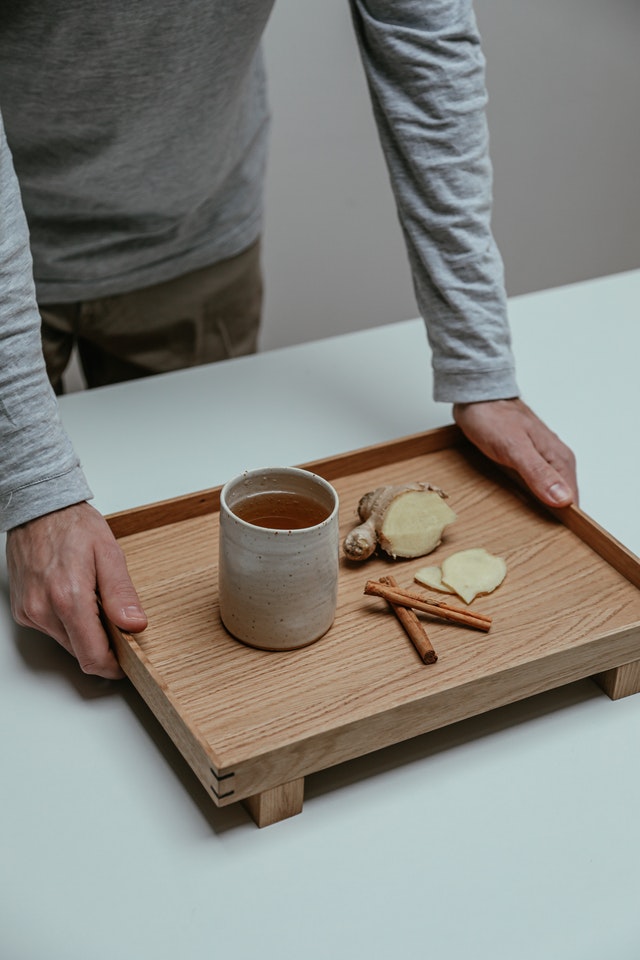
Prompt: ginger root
<box><xmin>343</xmin><ymin>482</ymin><xmax>456</xmax><ymax>561</ymax></box>
<box><xmin>415</xmin><ymin>547</ymin><xmax>507</xmax><ymax>604</ymax></box>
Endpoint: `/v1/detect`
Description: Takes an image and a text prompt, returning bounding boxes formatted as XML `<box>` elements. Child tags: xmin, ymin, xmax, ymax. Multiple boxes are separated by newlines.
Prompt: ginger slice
<box><xmin>413</xmin><ymin>564</ymin><xmax>456</xmax><ymax>594</ymax></box>
<box><xmin>343</xmin><ymin>482</ymin><xmax>456</xmax><ymax>561</ymax></box>
<box><xmin>440</xmin><ymin>548</ymin><xmax>507</xmax><ymax>604</ymax></box>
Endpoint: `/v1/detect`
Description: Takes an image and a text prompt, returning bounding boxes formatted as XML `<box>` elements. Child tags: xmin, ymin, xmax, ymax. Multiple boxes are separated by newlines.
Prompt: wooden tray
<box><xmin>105</xmin><ymin>426</ymin><xmax>640</xmax><ymax>827</ymax></box>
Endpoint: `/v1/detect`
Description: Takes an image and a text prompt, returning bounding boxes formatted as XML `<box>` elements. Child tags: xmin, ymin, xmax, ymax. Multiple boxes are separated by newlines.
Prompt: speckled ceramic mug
<box><xmin>218</xmin><ymin>467</ymin><xmax>340</xmax><ymax>651</ymax></box>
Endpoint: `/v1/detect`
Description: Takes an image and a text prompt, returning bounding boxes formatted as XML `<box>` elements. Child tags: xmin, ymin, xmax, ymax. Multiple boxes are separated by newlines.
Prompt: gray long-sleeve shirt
<box><xmin>0</xmin><ymin>0</ymin><xmax>518</xmax><ymax>532</ymax></box>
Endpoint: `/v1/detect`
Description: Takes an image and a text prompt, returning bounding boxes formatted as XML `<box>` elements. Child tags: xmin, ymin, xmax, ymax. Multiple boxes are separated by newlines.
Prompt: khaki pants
<box><xmin>40</xmin><ymin>240</ymin><xmax>263</xmax><ymax>393</ymax></box>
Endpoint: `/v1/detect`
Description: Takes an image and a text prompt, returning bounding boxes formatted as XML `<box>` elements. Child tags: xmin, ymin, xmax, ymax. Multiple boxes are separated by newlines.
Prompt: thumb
<box><xmin>95</xmin><ymin>544</ymin><xmax>148</xmax><ymax>633</ymax></box>
<box><xmin>518</xmin><ymin>456</ymin><xmax>574</xmax><ymax>508</ymax></box>
<box><xmin>541</xmin><ymin>477</ymin><xmax>574</xmax><ymax>508</ymax></box>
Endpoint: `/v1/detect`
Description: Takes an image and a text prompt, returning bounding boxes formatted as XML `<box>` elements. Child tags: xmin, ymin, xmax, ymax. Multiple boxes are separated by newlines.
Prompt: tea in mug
<box><xmin>233</xmin><ymin>490</ymin><xmax>331</xmax><ymax>530</ymax></box>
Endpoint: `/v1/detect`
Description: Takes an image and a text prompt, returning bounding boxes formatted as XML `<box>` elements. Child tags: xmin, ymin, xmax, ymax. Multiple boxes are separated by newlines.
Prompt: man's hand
<box><xmin>453</xmin><ymin>398</ymin><xmax>578</xmax><ymax>507</ymax></box>
<box><xmin>6</xmin><ymin>501</ymin><xmax>147</xmax><ymax>679</ymax></box>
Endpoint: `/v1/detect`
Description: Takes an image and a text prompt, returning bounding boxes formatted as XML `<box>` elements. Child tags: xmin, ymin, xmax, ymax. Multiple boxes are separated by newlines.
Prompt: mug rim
<box><xmin>220</xmin><ymin>466</ymin><xmax>339</xmax><ymax>533</ymax></box>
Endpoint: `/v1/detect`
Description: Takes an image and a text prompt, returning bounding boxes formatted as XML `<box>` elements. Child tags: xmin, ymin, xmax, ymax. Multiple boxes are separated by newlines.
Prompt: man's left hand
<box><xmin>453</xmin><ymin>398</ymin><xmax>578</xmax><ymax>507</ymax></box>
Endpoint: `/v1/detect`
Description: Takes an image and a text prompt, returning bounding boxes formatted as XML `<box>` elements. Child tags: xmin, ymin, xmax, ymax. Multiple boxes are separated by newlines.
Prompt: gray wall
<box><xmin>260</xmin><ymin>0</ymin><xmax>640</xmax><ymax>351</ymax></box>
<box><xmin>479</xmin><ymin>0</ymin><xmax>640</xmax><ymax>296</ymax></box>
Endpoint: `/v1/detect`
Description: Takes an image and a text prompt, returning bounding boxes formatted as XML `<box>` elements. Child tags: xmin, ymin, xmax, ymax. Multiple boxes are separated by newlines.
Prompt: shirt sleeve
<box><xmin>0</xmin><ymin>111</ymin><xmax>93</xmax><ymax>531</ymax></box>
<box><xmin>349</xmin><ymin>0</ymin><xmax>519</xmax><ymax>403</ymax></box>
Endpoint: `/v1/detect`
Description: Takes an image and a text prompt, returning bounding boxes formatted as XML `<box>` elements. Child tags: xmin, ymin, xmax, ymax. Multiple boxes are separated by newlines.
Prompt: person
<box><xmin>1</xmin><ymin>1</ymin><xmax>577</xmax><ymax>680</ymax></box>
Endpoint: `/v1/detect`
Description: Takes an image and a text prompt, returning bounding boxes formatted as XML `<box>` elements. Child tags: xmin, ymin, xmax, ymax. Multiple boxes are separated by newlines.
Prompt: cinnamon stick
<box><xmin>364</xmin><ymin>580</ymin><xmax>492</xmax><ymax>632</ymax></box>
<box><xmin>379</xmin><ymin>575</ymin><xmax>438</xmax><ymax>665</ymax></box>
<box><xmin>416</xmin><ymin>597</ymin><xmax>492</xmax><ymax>625</ymax></box>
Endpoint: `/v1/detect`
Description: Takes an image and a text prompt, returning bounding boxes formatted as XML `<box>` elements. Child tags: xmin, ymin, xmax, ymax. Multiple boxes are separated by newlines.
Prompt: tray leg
<box><xmin>243</xmin><ymin>778</ymin><xmax>305</xmax><ymax>828</ymax></box>
<box><xmin>594</xmin><ymin>659</ymin><xmax>640</xmax><ymax>700</ymax></box>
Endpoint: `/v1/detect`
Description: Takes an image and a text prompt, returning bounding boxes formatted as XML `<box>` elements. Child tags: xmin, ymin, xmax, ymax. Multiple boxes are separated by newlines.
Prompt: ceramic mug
<box><xmin>218</xmin><ymin>466</ymin><xmax>340</xmax><ymax>651</ymax></box>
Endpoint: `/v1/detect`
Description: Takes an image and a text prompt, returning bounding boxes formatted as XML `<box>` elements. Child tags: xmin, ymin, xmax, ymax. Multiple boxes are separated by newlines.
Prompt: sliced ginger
<box><xmin>343</xmin><ymin>482</ymin><xmax>456</xmax><ymax>561</ymax></box>
<box><xmin>415</xmin><ymin>547</ymin><xmax>507</xmax><ymax>604</ymax></box>
<box><xmin>412</xmin><ymin>564</ymin><xmax>456</xmax><ymax>595</ymax></box>
<box><xmin>441</xmin><ymin>548</ymin><xmax>507</xmax><ymax>603</ymax></box>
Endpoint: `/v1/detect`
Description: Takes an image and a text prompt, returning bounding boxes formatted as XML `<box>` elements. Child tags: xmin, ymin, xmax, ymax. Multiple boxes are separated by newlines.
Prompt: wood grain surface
<box><xmin>106</xmin><ymin>427</ymin><xmax>640</xmax><ymax>819</ymax></box>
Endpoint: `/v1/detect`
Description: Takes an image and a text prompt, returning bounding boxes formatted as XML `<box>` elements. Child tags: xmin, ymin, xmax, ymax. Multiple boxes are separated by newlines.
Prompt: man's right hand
<box><xmin>6</xmin><ymin>501</ymin><xmax>147</xmax><ymax>679</ymax></box>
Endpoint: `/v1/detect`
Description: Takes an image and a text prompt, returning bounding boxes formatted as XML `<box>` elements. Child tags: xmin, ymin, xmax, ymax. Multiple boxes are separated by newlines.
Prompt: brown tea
<box><xmin>233</xmin><ymin>490</ymin><xmax>331</xmax><ymax>529</ymax></box>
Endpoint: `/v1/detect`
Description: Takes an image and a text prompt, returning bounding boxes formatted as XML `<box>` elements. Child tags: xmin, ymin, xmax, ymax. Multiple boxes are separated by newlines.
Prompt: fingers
<box><xmin>12</xmin><ymin>575</ymin><xmax>125</xmax><ymax>679</ymax></box>
<box><xmin>11</xmin><ymin>548</ymin><xmax>127</xmax><ymax>679</ymax></box>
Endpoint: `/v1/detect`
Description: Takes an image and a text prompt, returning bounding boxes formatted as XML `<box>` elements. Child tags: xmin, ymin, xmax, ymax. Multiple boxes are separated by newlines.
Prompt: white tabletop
<box><xmin>2</xmin><ymin>270</ymin><xmax>639</xmax><ymax>959</ymax></box>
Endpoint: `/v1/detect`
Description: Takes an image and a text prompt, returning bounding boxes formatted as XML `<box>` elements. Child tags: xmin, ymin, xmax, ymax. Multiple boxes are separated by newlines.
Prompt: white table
<box><xmin>2</xmin><ymin>270</ymin><xmax>639</xmax><ymax>959</ymax></box>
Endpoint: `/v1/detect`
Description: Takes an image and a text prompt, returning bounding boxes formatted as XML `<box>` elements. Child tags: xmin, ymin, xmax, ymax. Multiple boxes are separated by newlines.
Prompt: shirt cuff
<box><xmin>433</xmin><ymin>365</ymin><xmax>520</xmax><ymax>404</ymax></box>
<box><xmin>1</xmin><ymin>463</ymin><xmax>94</xmax><ymax>531</ymax></box>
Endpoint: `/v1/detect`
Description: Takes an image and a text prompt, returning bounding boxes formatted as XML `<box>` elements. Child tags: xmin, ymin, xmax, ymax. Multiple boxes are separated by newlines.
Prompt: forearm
<box><xmin>349</xmin><ymin>0</ymin><xmax>518</xmax><ymax>402</ymax></box>
<box><xmin>0</xmin><ymin>113</ymin><xmax>92</xmax><ymax>531</ymax></box>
